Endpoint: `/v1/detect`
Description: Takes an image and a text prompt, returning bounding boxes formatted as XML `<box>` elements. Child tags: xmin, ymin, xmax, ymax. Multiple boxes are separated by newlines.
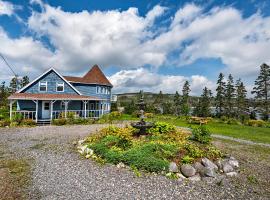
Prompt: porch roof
<box><xmin>8</xmin><ymin>93</ymin><xmax>103</xmax><ymax>101</ymax></box>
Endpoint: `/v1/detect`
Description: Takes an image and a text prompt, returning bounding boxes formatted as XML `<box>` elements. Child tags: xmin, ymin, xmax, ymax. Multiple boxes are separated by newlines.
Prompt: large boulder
<box><xmin>181</xmin><ymin>164</ymin><xmax>196</xmax><ymax>177</ymax></box>
<box><xmin>201</xmin><ymin>158</ymin><xmax>218</xmax><ymax>170</ymax></box>
<box><xmin>193</xmin><ymin>162</ymin><xmax>204</xmax><ymax>172</ymax></box>
<box><xmin>169</xmin><ymin>162</ymin><xmax>179</xmax><ymax>173</ymax></box>
<box><xmin>223</xmin><ymin>163</ymin><xmax>234</xmax><ymax>173</ymax></box>
<box><xmin>228</xmin><ymin>157</ymin><xmax>239</xmax><ymax>168</ymax></box>
<box><xmin>200</xmin><ymin>167</ymin><xmax>216</xmax><ymax>177</ymax></box>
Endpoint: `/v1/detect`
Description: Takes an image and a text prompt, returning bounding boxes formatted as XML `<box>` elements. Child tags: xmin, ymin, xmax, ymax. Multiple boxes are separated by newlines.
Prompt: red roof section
<box><xmin>64</xmin><ymin>65</ymin><xmax>112</xmax><ymax>86</ymax></box>
<box><xmin>8</xmin><ymin>93</ymin><xmax>102</xmax><ymax>100</ymax></box>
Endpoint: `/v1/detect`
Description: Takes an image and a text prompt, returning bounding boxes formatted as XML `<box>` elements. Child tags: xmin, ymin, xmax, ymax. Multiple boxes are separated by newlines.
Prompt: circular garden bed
<box><xmin>77</xmin><ymin>122</ymin><xmax>239</xmax><ymax>181</ymax></box>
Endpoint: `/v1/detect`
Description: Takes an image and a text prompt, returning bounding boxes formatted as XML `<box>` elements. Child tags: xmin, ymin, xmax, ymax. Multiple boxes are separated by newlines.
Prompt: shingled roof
<box><xmin>8</xmin><ymin>93</ymin><xmax>102</xmax><ymax>100</ymax></box>
<box><xmin>64</xmin><ymin>65</ymin><xmax>112</xmax><ymax>86</ymax></box>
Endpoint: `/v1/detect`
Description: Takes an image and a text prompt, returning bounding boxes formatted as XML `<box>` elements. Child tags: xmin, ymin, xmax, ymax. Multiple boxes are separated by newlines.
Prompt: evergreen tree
<box><xmin>180</xmin><ymin>81</ymin><xmax>191</xmax><ymax>116</ymax></box>
<box><xmin>0</xmin><ymin>81</ymin><xmax>8</xmax><ymax>107</ymax></box>
<box><xmin>20</xmin><ymin>76</ymin><xmax>29</xmax><ymax>88</ymax></box>
<box><xmin>173</xmin><ymin>91</ymin><xmax>181</xmax><ymax>115</ymax></box>
<box><xmin>9</xmin><ymin>76</ymin><xmax>18</xmax><ymax>93</ymax></box>
<box><xmin>235</xmin><ymin>79</ymin><xmax>248</xmax><ymax>119</ymax></box>
<box><xmin>252</xmin><ymin>63</ymin><xmax>270</xmax><ymax>120</ymax></box>
<box><xmin>225</xmin><ymin>74</ymin><xmax>235</xmax><ymax>117</ymax></box>
<box><xmin>215</xmin><ymin>73</ymin><xmax>226</xmax><ymax>117</ymax></box>
<box><xmin>194</xmin><ymin>87</ymin><xmax>212</xmax><ymax>117</ymax></box>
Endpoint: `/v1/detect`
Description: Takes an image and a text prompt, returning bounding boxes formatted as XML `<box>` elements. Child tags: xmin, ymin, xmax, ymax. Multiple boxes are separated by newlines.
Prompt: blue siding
<box><xmin>72</xmin><ymin>83</ymin><xmax>111</xmax><ymax>100</ymax></box>
<box><xmin>17</xmin><ymin>100</ymin><xmax>36</xmax><ymax>111</ymax></box>
<box><xmin>22</xmin><ymin>70</ymin><xmax>79</xmax><ymax>95</ymax></box>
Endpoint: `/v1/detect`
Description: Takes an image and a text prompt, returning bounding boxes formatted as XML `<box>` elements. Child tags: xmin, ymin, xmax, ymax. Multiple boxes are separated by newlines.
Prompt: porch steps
<box><xmin>37</xmin><ymin>120</ymin><xmax>51</xmax><ymax>126</ymax></box>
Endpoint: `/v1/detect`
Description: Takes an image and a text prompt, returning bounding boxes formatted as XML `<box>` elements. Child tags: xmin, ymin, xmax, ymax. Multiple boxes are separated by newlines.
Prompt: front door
<box><xmin>42</xmin><ymin>101</ymin><xmax>50</xmax><ymax>119</ymax></box>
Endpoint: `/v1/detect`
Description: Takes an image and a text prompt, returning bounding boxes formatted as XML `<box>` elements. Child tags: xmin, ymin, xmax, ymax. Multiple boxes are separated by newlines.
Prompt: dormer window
<box><xmin>56</xmin><ymin>82</ymin><xmax>64</xmax><ymax>92</ymax></box>
<box><xmin>39</xmin><ymin>81</ymin><xmax>47</xmax><ymax>92</ymax></box>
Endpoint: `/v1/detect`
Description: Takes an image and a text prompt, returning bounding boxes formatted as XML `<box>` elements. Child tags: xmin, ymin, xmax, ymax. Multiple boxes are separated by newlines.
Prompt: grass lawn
<box><xmin>119</xmin><ymin>114</ymin><xmax>270</xmax><ymax>144</ymax></box>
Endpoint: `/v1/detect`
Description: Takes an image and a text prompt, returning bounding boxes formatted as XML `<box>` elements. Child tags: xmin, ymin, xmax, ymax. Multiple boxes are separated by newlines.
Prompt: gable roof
<box><xmin>17</xmin><ymin>68</ymin><xmax>82</xmax><ymax>95</ymax></box>
<box><xmin>64</xmin><ymin>65</ymin><xmax>113</xmax><ymax>86</ymax></box>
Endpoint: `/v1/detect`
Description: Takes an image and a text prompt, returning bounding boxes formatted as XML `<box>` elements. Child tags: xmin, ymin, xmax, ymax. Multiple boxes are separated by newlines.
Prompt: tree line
<box><xmin>121</xmin><ymin>63</ymin><xmax>270</xmax><ymax>121</ymax></box>
<box><xmin>0</xmin><ymin>76</ymin><xmax>29</xmax><ymax>107</ymax></box>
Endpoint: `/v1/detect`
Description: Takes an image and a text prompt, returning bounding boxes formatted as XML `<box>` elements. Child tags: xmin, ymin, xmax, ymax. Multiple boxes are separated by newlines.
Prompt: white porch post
<box><xmin>101</xmin><ymin>100</ymin><xmax>104</xmax><ymax>116</ymax></box>
<box><xmin>50</xmin><ymin>100</ymin><xmax>56</xmax><ymax>120</ymax></box>
<box><xmin>64</xmin><ymin>100</ymin><xmax>69</xmax><ymax>118</ymax></box>
<box><xmin>32</xmin><ymin>100</ymin><xmax>38</xmax><ymax>123</ymax></box>
<box><xmin>9</xmin><ymin>100</ymin><xmax>15</xmax><ymax>120</ymax></box>
<box><xmin>83</xmin><ymin>101</ymin><xmax>88</xmax><ymax>119</ymax></box>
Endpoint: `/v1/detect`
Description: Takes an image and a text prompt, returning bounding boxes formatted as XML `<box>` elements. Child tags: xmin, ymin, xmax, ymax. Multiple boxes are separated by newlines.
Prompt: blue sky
<box><xmin>0</xmin><ymin>0</ymin><xmax>270</xmax><ymax>95</ymax></box>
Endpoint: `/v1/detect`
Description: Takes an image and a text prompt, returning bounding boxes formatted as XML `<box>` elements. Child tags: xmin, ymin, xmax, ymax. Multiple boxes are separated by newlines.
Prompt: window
<box><xmin>39</xmin><ymin>82</ymin><xmax>47</xmax><ymax>92</ymax></box>
<box><xmin>56</xmin><ymin>82</ymin><xmax>64</xmax><ymax>92</ymax></box>
<box><xmin>44</xmin><ymin>102</ymin><xmax>50</xmax><ymax>110</ymax></box>
<box><xmin>96</xmin><ymin>86</ymin><xmax>100</xmax><ymax>94</ymax></box>
<box><xmin>101</xmin><ymin>87</ymin><xmax>104</xmax><ymax>94</ymax></box>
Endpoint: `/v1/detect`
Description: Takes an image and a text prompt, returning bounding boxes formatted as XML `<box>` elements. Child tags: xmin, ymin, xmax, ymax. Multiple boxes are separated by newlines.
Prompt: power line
<box><xmin>0</xmin><ymin>53</ymin><xmax>18</xmax><ymax>77</ymax></box>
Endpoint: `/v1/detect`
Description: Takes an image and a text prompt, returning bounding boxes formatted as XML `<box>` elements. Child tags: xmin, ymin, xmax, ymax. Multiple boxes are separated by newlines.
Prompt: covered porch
<box><xmin>8</xmin><ymin>93</ymin><xmax>110</xmax><ymax>122</ymax></box>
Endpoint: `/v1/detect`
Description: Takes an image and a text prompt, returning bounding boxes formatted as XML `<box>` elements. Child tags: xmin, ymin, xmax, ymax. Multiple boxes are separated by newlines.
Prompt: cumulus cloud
<box><xmin>109</xmin><ymin>68</ymin><xmax>214</xmax><ymax>95</ymax></box>
<box><xmin>0</xmin><ymin>0</ymin><xmax>16</xmax><ymax>16</ymax></box>
<box><xmin>0</xmin><ymin>2</ymin><xmax>270</xmax><ymax>95</ymax></box>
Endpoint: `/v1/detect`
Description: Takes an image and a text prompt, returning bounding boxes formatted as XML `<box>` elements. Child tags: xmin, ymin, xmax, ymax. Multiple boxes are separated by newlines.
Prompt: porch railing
<box><xmin>52</xmin><ymin>110</ymin><xmax>108</xmax><ymax>119</ymax></box>
<box><xmin>12</xmin><ymin>111</ymin><xmax>37</xmax><ymax>120</ymax></box>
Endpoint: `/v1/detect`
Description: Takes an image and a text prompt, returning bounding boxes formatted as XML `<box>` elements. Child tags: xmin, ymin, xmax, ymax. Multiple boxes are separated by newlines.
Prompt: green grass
<box><xmin>119</xmin><ymin>114</ymin><xmax>270</xmax><ymax>144</ymax></box>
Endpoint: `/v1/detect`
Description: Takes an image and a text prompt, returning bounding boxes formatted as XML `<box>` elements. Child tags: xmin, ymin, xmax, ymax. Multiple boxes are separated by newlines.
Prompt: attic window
<box><xmin>39</xmin><ymin>82</ymin><xmax>47</xmax><ymax>92</ymax></box>
<box><xmin>56</xmin><ymin>82</ymin><xmax>64</xmax><ymax>92</ymax></box>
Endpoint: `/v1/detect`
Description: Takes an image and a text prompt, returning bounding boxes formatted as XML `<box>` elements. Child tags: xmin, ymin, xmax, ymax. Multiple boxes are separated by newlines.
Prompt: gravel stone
<box><xmin>0</xmin><ymin>124</ymin><xmax>267</xmax><ymax>199</ymax></box>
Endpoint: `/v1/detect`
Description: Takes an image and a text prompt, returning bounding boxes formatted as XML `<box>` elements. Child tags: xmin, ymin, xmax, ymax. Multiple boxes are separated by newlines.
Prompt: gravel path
<box><xmin>0</xmin><ymin>125</ymin><xmax>268</xmax><ymax>200</ymax></box>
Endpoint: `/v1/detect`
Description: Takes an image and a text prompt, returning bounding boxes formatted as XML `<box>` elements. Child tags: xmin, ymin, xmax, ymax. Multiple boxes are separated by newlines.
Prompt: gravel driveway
<box><xmin>0</xmin><ymin>125</ymin><xmax>268</xmax><ymax>200</ymax></box>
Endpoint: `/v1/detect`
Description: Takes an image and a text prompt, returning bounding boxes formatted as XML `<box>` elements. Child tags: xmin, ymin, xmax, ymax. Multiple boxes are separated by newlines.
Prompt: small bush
<box><xmin>20</xmin><ymin>119</ymin><xmax>36</xmax><ymax>126</ymax></box>
<box><xmin>247</xmin><ymin>120</ymin><xmax>266</xmax><ymax>127</ymax></box>
<box><xmin>148</xmin><ymin>122</ymin><xmax>176</xmax><ymax>134</ymax></box>
<box><xmin>52</xmin><ymin>118</ymin><xmax>67</xmax><ymax>126</ymax></box>
<box><xmin>181</xmin><ymin>155</ymin><xmax>194</xmax><ymax>164</ymax></box>
<box><xmin>145</xmin><ymin>113</ymin><xmax>154</xmax><ymax>118</ymax></box>
<box><xmin>190</xmin><ymin>126</ymin><xmax>212</xmax><ymax>144</ymax></box>
<box><xmin>0</xmin><ymin>119</ymin><xmax>11</xmax><ymax>127</ymax></box>
<box><xmin>12</xmin><ymin>113</ymin><xmax>23</xmax><ymax>123</ymax></box>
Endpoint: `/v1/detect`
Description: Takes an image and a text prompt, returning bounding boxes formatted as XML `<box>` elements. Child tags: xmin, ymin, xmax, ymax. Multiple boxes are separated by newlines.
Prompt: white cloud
<box><xmin>109</xmin><ymin>68</ymin><xmax>214</xmax><ymax>95</ymax></box>
<box><xmin>0</xmin><ymin>0</ymin><xmax>21</xmax><ymax>16</ymax></box>
<box><xmin>0</xmin><ymin>2</ymin><xmax>270</xmax><ymax>94</ymax></box>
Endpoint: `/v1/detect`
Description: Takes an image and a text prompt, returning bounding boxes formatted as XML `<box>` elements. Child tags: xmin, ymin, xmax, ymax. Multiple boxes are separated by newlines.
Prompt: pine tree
<box><xmin>235</xmin><ymin>79</ymin><xmax>248</xmax><ymax>119</ymax></box>
<box><xmin>180</xmin><ymin>81</ymin><xmax>191</xmax><ymax>116</ymax></box>
<box><xmin>20</xmin><ymin>76</ymin><xmax>29</xmax><ymax>88</ymax></box>
<box><xmin>225</xmin><ymin>74</ymin><xmax>235</xmax><ymax>117</ymax></box>
<box><xmin>194</xmin><ymin>87</ymin><xmax>212</xmax><ymax>117</ymax></box>
<box><xmin>0</xmin><ymin>81</ymin><xmax>8</xmax><ymax>107</ymax></box>
<box><xmin>173</xmin><ymin>91</ymin><xmax>181</xmax><ymax>115</ymax></box>
<box><xmin>252</xmin><ymin>63</ymin><xmax>270</xmax><ymax>120</ymax></box>
<box><xmin>9</xmin><ymin>77</ymin><xmax>18</xmax><ymax>93</ymax></box>
<box><xmin>215</xmin><ymin>73</ymin><xmax>226</xmax><ymax>117</ymax></box>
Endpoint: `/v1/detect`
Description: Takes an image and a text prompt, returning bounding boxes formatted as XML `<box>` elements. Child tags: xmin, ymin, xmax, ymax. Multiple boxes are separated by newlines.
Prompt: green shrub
<box><xmin>184</xmin><ymin>143</ymin><xmax>204</xmax><ymax>158</ymax></box>
<box><xmin>148</xmin><ymin>122</ymin><xmax>176</xmax><ymax>134</ymax></box>
<box><xmin>20</xmin><ymin>119</ymin><xmax>36</xmax><ymax>126</ymax></box>
<box><xmin>247</xmin><ymin>120</ymin><xmax>266</xmax><ymax>127</ymax></box>
<box><xmin>0</xmin><ymin>119</ymin><xmax>11</xmax><ymax>127</ymax></box>
<box><xmin>12</xmin><ymin>113</ymin><xmax>23</xmax><ymax>123</ymax></box>
<box><xmin>52</xmin><ymin>118</ymin><xmax>67</xmax><ymax>126</ymax></box>
<box><xmin>190</xmin><ymin>126</ymin><xmax>212</xmax><ymax>144</ymax></box>
<box><xmin>181</xmin><ymin>155</ymin><xmax>194</xmax><ymax>164</ymax></box>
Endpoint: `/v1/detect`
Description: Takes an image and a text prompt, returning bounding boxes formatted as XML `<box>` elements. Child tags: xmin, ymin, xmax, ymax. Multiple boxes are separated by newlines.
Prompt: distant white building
<box><xmin>111</xmin><ymin>94</ymin><xmax>118</xmax><ymax>102</ymax></box>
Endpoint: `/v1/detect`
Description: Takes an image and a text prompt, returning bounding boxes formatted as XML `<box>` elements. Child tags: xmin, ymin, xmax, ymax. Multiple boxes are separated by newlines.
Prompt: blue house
<box><xmin>8</xmin><ymin>65</ymin><xmax>113</xmax><ymax>123</ymax></box>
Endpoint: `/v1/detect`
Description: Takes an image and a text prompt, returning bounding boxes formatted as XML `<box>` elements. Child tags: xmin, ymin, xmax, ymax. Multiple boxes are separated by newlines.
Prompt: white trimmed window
<box><xmin>56</xmin><ymin>82</ymin><xmax>64</xmax><ymax>92</ymax></box>
<box><xmin>39</xmin><ymin>81</ymin><xmax>47</xmax><ymax>92</ymax></box>
<box><xmin>96</xmin><ymin>86</ymin><xmax>100</xmax><ymax>94</ymax></box>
